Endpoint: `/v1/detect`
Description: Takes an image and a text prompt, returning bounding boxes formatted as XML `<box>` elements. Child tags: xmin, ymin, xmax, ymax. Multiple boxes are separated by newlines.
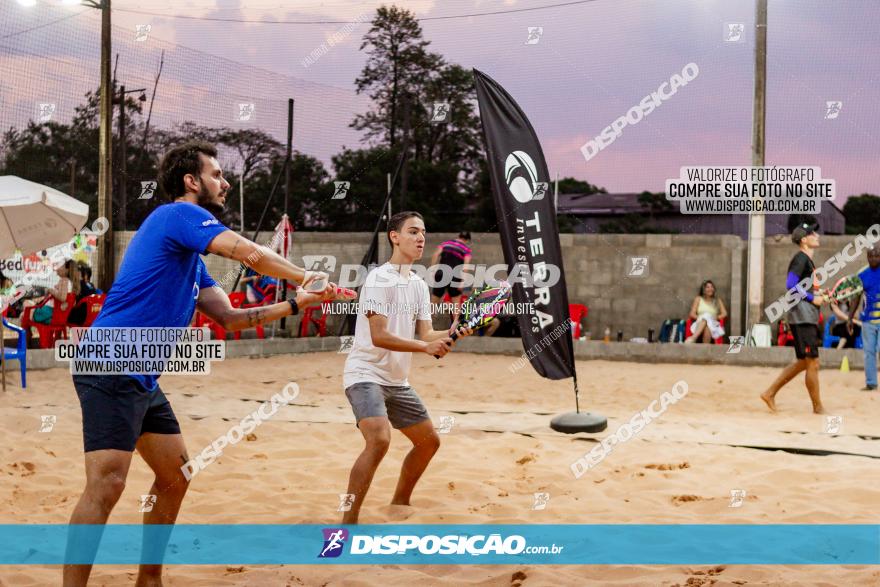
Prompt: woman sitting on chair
<box><xmin>830</xmin><ymin>298</ymin><xmax>861</xmax><ymax>348</ymax></box>
<box><xmin>685</xmin><ymin>279</ymin><xmax>728</xmax><ymax>344</ymax></box>
<box><xmin>24</xmin><ymin>260</ymin><xmax>80</xmax><ymax>324</ymax></box>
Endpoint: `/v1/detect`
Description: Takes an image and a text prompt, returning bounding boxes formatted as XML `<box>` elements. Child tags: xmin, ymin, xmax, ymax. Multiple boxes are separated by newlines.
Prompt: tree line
<box><xmin>2</xmin><ymin>6</ymin><xmax>874</xmax><ymax>234</ymax></box>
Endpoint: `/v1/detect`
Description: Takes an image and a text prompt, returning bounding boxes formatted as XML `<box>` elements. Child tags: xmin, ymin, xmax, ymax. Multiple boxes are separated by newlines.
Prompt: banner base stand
<box><xmin>550</xmin><ymin>412</ymin><xmax>608</xmax><ymax>434</ymax></box>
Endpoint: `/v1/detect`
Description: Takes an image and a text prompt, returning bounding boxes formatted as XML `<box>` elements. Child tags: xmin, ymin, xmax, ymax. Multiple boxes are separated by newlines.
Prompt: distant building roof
<box><xmin>556</xmin><ymin>192</ymin><xmax>846</xmax><ymax>236</ymax></box>
<box><xmin>557</xmin><ymin>192</ymin><xmax>653</xmax><ymax>214</ymax></box>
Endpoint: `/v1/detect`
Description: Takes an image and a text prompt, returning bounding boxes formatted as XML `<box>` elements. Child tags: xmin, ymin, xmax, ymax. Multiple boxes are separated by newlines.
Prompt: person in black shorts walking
<box><xmin>761</xmin><ymin>222</ymin><xmax>828</xmax><ymax>414</ymax></box>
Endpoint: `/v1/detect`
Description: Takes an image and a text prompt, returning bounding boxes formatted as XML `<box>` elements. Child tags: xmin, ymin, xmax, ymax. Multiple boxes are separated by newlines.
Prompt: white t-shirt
<box><xmin>343</xmin><ymin>263</ymin><xmax>431</xmax><ymax>388</ymax></box>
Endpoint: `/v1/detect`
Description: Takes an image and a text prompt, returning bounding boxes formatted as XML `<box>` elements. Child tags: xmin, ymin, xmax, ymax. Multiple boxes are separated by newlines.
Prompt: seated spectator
<box><xmin>67</xmin><ymin>263</ymin><xmax>100</xmax><ymax>326</ymax></box>
<box><xmin>0</xmin><ymin>269</ymin><xmax>12</xmax><ymax>296</ymax></box>
<box><xmin>241</xmin><ymin>268</ymin><xmax>278</xmax><ymax>304</ymax></box>
<box><xmin>830</xmin><ymin>299</ymin><xmax>861</xmax><ymax>348</ymax></box>
<box><xmin>78</xmin><ymin>263</ymin><xmax>99</xmax><ymax>297</ymax></box>
<box><xmin>24</xmin><ymin>260</ymin><xmax>80</xmax><ymax>324</ymax></box>
<box><xmin>685</xmin><ymin>279</ymin><xmax>728</xmax><ymax>343</ymax></box>
<box><xmin>0</xmin><ymin>269</ymin><xmax>18</xmax><ymax>317</ymax></box>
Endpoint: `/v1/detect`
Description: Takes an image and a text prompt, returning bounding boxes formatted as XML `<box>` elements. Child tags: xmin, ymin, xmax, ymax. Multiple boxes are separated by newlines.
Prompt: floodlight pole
<box><xmin>93</xmin><ymin>0</ymin><xmax>114</xmax><ymax>291</ymax></box>
<box><xmin>746</xmin><ymin>0</ymin><xmax>768</xmax><ymax>334</ymax></box>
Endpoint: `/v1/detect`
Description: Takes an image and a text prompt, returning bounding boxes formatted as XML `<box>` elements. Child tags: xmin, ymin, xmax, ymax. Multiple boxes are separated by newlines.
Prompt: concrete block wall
<box><xmin>118</xmin><ymin>229</ymin><xmax>865</xmax><ymax>343</ymax></box>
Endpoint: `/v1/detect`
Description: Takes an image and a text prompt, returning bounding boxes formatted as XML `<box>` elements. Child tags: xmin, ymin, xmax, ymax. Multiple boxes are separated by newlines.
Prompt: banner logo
<box><xmin>504</xmin><ymin>151</ymin><xmax>543</xmax><ymax>203</ymax></box>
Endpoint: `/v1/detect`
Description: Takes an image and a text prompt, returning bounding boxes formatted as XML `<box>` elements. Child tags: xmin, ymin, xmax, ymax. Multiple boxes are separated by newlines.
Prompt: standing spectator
<box><xmin>685</xmin><ymin>279</ymin><xmax>728</xmax><ymax>343</ymax></box>
<box><xmin>848</xmin><ymin>245</ymin><xmax>880</xmax><ymax>390</ymax></box>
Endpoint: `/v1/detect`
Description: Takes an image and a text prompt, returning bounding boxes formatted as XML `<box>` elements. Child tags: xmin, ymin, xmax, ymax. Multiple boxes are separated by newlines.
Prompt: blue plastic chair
<box><xmin>823</xmin><ymin>315</ymin><xmax>863</xmax><ymax>349</ymax></box>
<box><xmin>2</xmin><ymin>316</ymin><xmax>27</xmax><ymax>388</ymax></box>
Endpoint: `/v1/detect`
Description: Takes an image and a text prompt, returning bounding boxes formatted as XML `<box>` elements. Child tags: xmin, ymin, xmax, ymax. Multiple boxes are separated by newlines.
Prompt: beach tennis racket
<box><xmin>824</xmin><ymin>274</ymin><xmax>863</xmax><ymax>303</ymax></box>
<box><xmin>433</xmin><ymin>281</ymin><xmax>512</xmax><ymax>359</ymax></box>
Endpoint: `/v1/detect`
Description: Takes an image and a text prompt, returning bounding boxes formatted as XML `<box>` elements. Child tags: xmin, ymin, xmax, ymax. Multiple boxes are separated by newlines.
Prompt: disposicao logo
<box><xmin>318</xmin><ymin>528</ymin><xmax>348</xmax><ymax>558</ymax></box>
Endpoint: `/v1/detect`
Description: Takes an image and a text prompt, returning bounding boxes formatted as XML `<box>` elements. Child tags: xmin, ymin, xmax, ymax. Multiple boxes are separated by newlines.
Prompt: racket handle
<box><xmin>433</xmin><ymin>328</ymin><xmax>462</xmax><ymax>359</ymax></box>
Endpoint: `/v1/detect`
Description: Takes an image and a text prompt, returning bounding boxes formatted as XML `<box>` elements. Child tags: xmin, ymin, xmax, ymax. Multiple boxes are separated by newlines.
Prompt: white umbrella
<box><xmin>0</xmin><ymin>176</ymin><xmax>90</xmax><ymax>390</ymax></box>
<box><xmin>0</xmin><ymin>176</ymin><xmax>90</xmax><ymax>259</ymax></box>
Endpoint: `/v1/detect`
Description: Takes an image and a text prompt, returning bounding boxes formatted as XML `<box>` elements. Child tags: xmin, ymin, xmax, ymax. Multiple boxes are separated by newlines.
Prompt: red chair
<box><xmin>777</xmin><ymin>320</ymin><xmax>793</xmax><ymax>347</ymax></box>
<box><xmin>193</xmin><ymin>311</ymin><xmax>228</xmax><ymax>340</ymax></box>
<box><xmin>21</xmin><ymin>293</ymin><xmax>77</xmax><ymax>349</ymax></box>
<box><xmin>77</xmin><ymin>293</ymin><xmax>106</xmax><ymax>327</ymax></box>
<box><xmin>228</xmin><ymin>292</ymin><xmax>264</xmax><ymax>340</ymax></box>
<box><xmin>299</xmin><ymin>303</ymin><xmax>329</xmax><ymax>337</ymax></box>
<box><xmin>777</xmin><ymin>315</ymin><xmax>824</xmax><ymax>347</ymax></box>
<box><xmin>568</xmin><ymin>304</ymin><xmax>589</xmax><ymax>338</ymax></box>
<box><xmin>684</xmin><ymin>316</ymin><xmax>726</xmax><ymax>345</ymax></box>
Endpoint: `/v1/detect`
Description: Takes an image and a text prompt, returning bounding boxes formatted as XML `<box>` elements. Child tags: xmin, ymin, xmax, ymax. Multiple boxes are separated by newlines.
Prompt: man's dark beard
<box><xmin>196</xmin><ymin>184</ymin><xmax>225</xmax><ymax>217</ymax></box>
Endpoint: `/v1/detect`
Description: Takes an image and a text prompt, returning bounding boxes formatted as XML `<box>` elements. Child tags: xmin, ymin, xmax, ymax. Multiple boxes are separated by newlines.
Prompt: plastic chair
<box><xmin>193</xmin><ymin>310</ymin><xmax>229</xmax><ymax>340</ymax></box>
<box><xmin>77</xmin><ymin>293</ymin><xmax>106</xmax><ymax>327</ymax></box>
<box><xmin>20</xmin><ymin>293</ymin><xmax>77</xmax><ymax>349</ymax></box>
<box><xmin>299</xmin><ymin>303</ymin><xmax>329</xmax><ymax>337</ymax></box>
<box><xmin>2</xmin><ymin>310</ymin><xmax>27</xmax><ymax>388</ymax></box>
<box><xmin>777</xmin><ymin>321</ymin><xmax>794</xmax><ymax>347</ymax></box>
<box><xmin>568</xmin><ymin>304</ymin><xmax>589</xmax><ymax>338</ymax></box>
<box><xmin>228</xmin><ymin>292</ymin><xmax>265</xmax><ymax>340</ymax></box>
<box><xmin>684</xmin><ymin>316</ymin><xmax>726</xmax><ymax>345</ymax></box>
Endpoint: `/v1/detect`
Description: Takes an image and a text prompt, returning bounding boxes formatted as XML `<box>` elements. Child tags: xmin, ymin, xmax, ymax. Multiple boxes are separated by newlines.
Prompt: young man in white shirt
<box><xmin>342</xmin><ymin>211</ymin><xmax>472</xmax><ymax>524</ymax></box>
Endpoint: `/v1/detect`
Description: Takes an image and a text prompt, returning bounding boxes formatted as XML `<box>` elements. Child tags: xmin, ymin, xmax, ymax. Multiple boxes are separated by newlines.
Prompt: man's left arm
<box><xmin>196</xmin><ymin>284</ymin><xmax>336</xmax><ymax>331</ymax></box>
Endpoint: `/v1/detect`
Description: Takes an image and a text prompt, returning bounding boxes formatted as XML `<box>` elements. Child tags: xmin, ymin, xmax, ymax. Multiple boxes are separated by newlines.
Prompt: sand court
<box><xmin>1</xmin><ymin>352</ymin><xmax>879</xmax><ymax>585</ymax></box>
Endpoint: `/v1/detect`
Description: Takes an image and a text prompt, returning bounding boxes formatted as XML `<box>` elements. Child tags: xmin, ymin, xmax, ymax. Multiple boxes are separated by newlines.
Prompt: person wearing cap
<box><xmin>761</xmin><ymin>222</ymin><xmax>827</xmax><ymax>414</ymax></box>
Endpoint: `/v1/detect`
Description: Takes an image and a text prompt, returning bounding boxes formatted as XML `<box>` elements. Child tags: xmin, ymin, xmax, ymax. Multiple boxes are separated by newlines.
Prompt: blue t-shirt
<box><xmin>92</xmin><ymin>202</ymin><xmax>229</xmax><ymax>390</ymax></box>
<box><xmin>859</xmin><ymin>266</ymin><xmax>880</xmax><ymax>324</ymax></box>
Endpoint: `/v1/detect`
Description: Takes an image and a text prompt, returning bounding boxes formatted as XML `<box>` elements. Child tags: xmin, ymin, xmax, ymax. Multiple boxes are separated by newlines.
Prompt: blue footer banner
<box><xmin>1</xmin><ymin>525</ymin><xmax>878</xmax><ymax>565</ymax></box>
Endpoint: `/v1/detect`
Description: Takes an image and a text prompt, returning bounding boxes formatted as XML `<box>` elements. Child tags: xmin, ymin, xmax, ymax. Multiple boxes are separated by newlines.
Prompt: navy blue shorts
<box><xmin>72</xmin><ymin>375</ymin><xmax>181</xmax><ymax>453</ymax></box>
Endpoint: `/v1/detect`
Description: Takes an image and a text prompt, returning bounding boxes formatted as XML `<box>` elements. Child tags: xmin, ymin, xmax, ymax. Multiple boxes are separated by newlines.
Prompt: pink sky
<box><xmin>2</xmin><ymin>0</ymin><xmax>878</xmax><ymax>204</ymax></box>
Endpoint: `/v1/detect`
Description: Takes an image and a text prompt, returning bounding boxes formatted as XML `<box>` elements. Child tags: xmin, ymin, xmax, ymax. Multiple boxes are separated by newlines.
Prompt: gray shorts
<box><xmin>344</xmin><ymin>381</ymin><xmax>430</xmax><ymax>429</ymax></box>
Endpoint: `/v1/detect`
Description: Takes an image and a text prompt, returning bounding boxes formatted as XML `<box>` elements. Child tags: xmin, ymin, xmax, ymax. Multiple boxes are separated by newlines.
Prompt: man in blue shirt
<box><xmin>850</xmin><ymin>245</ymin><xmax>880</xmax><ymax>391</ymax></box>
<box><xmin>64</xmin><ymin>142</ymin><xmax>352</xmax><ymax>586</ymax></box>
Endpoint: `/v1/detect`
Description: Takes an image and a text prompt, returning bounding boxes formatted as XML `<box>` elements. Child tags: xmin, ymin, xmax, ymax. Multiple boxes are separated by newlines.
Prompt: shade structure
<box><xmin>0</xmin><ymin>175</ymin><xmax>89</xmax><ymax>260</ymax></box>
<box><xmin>0</xmin><ymin>175</ymin><xmax>89</xmax><ymax>391</ymax></box>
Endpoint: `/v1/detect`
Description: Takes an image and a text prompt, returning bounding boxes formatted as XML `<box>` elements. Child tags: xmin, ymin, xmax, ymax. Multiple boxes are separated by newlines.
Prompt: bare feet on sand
<box><xmin>380</xmin><ymin>504</ymin><xmax>414</xmax><ymax>522</ymax></box>
<box><xmin>760</xmin><ymin>392</ymin><xmax>777</xmax><ymax>412</ymax></box>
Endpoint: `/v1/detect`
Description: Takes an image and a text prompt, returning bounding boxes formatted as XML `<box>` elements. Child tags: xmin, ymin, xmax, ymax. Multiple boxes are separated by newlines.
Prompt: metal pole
<box><xmin>240</xmin><ymin>167</ymin><xmax>245</xmax><ymax>232</ymax></box>
<box><xmin>386</xmin><ymin>172</ymin><xmax>392</xmax><ymax>220</ymax></box>
<box><xmin>281</xmin><ymin>98</ymin><xmax>293</xmax><ymax>331</ymax></box>
<box><xmin>399</xmin><ymin>96</ymin><xmax>411</xmax><ymax>211</ymax></box>
<box><xmin>118</xmin><ymin>85</ymin><xmax>127</xmax><ymax>232</ymax></box>
<box><xmin>69</xmin><ymin>158</ymin><xmax>76</xmax><ymax>198</ymax></box>
<box><xmin>554</xmin><ymin>171</ymin><xmax>559</xmax><ymax>212</ymax></box>
<box><xmin>746</xmin><ymin>0</ymin><xmax>768</xmax><ymax>333</ymax></box>
<box><xmin>97</xmin><ymin>0</ymin><xmax>113</xmax><ymax>291</ymax></box>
